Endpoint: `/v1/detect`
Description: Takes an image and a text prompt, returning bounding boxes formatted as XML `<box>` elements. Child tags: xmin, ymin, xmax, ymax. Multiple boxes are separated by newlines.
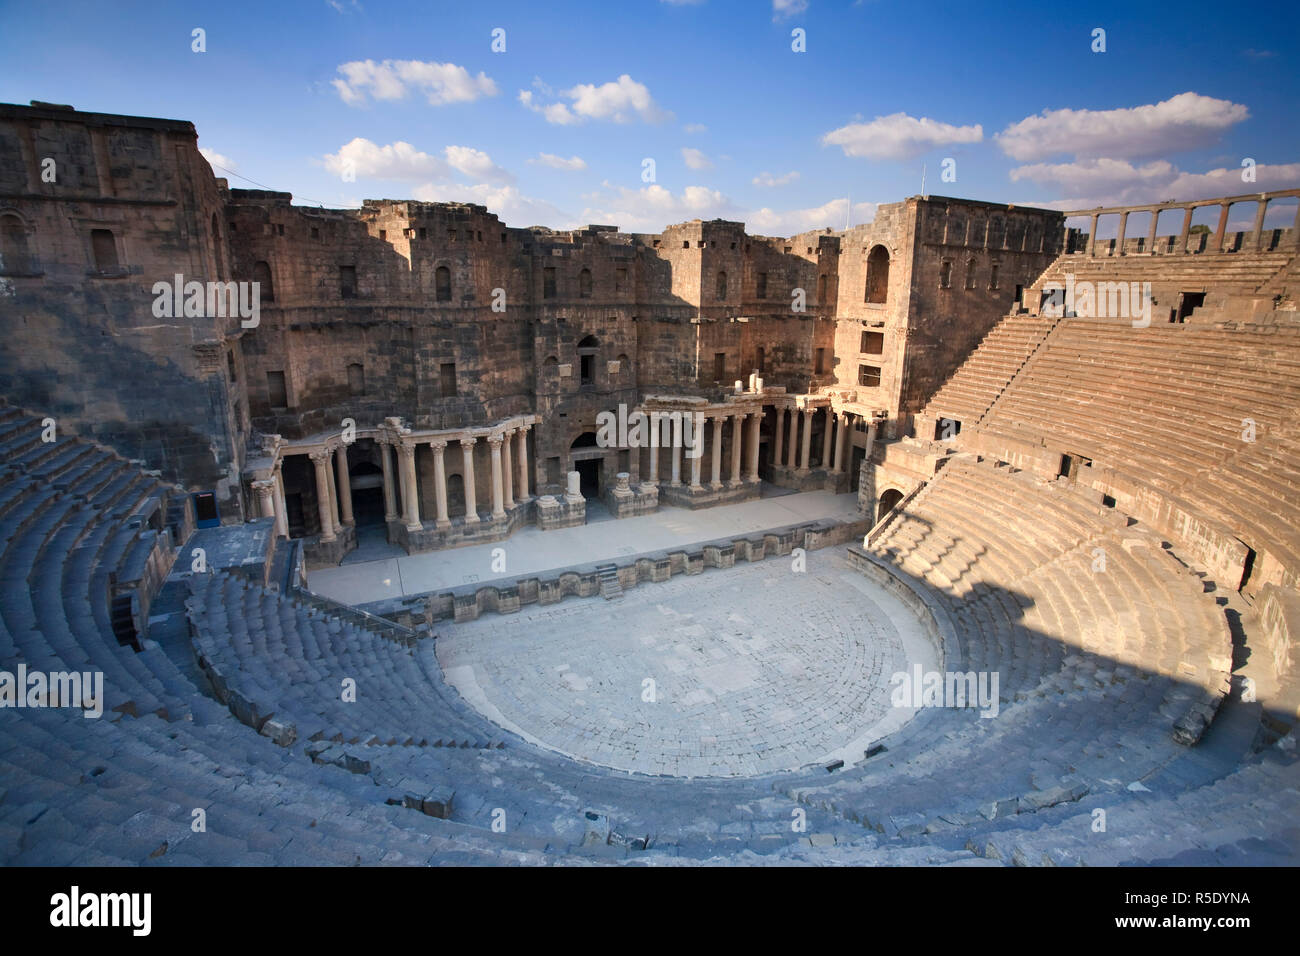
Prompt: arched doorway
<box><xmin>865</xmin><ymin>245</ymin><xmax>890</xmax><ymax>303</ymax></box>
<box><xmin>878</xmin><ymin>488</ymin><xmax>905</xmax><ymax>522</ymax></box>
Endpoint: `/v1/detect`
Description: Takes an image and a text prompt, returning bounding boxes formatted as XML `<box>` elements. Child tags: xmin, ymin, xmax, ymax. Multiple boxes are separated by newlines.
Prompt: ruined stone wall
<box><xmin>832</xmin><ymin>201</ymin><xmax>915</xmax><ymax>413</ymax></box>
<box><xmin>227</xmin><ymin>196</ymin><xmax>536</xmax><ymax>438</ymax></box>
<box><xmin>0</xmin><ymin>102</ymin><xmax>247</xmax><ymax>520</ymax></box>
<box><xmin>899</xmin><ymin>197</ymin><xmax>1064</xmax><ymax>415</ymax></box>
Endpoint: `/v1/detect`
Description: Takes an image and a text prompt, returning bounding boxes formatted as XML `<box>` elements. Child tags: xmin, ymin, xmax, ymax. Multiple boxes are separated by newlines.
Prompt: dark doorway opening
<box><xmin>193</xmin><ymin>491</ymin><xmax>219</xmax><ymax>528</ymax></box>
<box><xmin>286</xmin><ymin>493</ymin><xmax>305</xmax><ymax>537</ymax></box>
<box><xmin>935</xmin><ymin>418</ymin><xmax>962</xmax><ymax>441</ymax></box>
<box><xmin>349</xmin><ymin>460</ymin><xmax>384</xmax><ymax>526</ymax></box>
<box><xmin>1176</xmin><ymin>291</ymin><xmax>1206</xmax><ymax>322</ymax></box>
<box><xmin>576</xmin><ymin>458</ymin><xmax>600</xmax><ymax>498</ymax></box>
<box><xmin>849</xmin><ymin>446</ymin><xmax>865</xmax><ymax>492</ymax></box>
<box><xmin>1240</xmin><ymin>547</ymin><xmax>1257</xmax><ymax>592</ymax></box>
<box><xmin>878</xmin><ymin>488</ymin><xmax>905</xmax><ymax>522</ymax></box>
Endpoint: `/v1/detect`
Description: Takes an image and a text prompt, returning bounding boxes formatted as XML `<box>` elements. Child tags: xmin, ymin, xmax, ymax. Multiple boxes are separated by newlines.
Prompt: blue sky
<box><xmin>2</xmin><ymin>0</ymin><xmax>1297</xmax><ymax>234</ymax></box>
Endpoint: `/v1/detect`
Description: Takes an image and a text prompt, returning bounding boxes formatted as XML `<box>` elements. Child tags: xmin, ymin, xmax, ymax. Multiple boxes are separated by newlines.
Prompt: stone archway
<box><xmin>878</xmin><ymin>487</ymin><xmax>905</xmax><ymax>522</ymax></box>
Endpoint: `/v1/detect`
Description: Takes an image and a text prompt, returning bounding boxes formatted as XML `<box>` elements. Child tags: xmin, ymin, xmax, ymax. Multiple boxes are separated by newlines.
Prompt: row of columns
<box><xmin>1079</xmin><ymin>196</ymin><xmax>1300</xmax><ymax>257</ymax></box>
<box><xmin>380</xmin><ymin>423</ymin><xmax>532</xmax><ymax>534</ymax></box>
<box><xmin>772</xmin><ymin>405</ymin><xmax>858</xmax><ymax>474</ymax></box>
<box><xmin>644</xmin><ymin>410</ymin><xmax>762</xmax><ymax>489</ymax></box>
<box><xmin>271</xmin><ymin>407</ymin><xmax>870</xmax><ymax>542</ymax></box>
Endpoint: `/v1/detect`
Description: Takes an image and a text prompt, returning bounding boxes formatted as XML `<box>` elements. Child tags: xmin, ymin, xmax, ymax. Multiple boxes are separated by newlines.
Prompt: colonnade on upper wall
<box><xmin>1062</xmin><ymin>188</ymin><xmax>1300</xmax><ymax>257</ymax></box>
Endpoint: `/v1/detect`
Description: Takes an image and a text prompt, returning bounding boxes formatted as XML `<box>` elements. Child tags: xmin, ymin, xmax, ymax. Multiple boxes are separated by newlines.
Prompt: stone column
<box><xmin>1087</xmin><ymin>214</ymin><xmax>1099</xmax><ymax>256</ymax></box>
<box><xmin>310</xmin><ymin>450</ymin><xmax>336</xmax><ymax>542</ymax></box>
<box><xmin>785</xmin><ymin>408</ymin><xmax>798</xmax><ymax>467</ymax></box>
<box><xmin>835</xmin><ymin>413</ymin><xmax>850</xmax><ymax>472</ymax></box>
<box><xmin>1251</xmin><ymin>199</ymin><xmax>1269</xmax><ymax>252</ymax></box>
<box><xmin>502</xmin><ymin>429</ymin><xmax>515</xmax><ymax>509</ymax></box>
<box><xmin>670</xmin><ymin>416</ymin><xmax>682</xmax><ymax>486</ymax></box>
<box><xmin>730</xmin><ymin>413</ymin><xmax>745</xmax><ymax>486</ymax></box>
<box><xmin>272</xmin><ymin>462</ymin><xmax>289</xmax><ymax>539</ymax></box>
<box><xmin>647</xmin><ymin>438</ymin><xmax>659</xmax><ymax>484</ymax></box>
<box><xmin>461</xmin><ymin>437</ymin><xmax>479</xmax><ymax>523</ymax></box>
<box><xmin>325</xmin><ymin>448</ymin><xmax>341</xmax><ymax>532</ymax></box>
<box><xmin>689</xmin><ymin>423</ymin><xmax>703</xmax><ymax>489</ymax></box>
<box><xmin>774</xmin><ymin>407</ymin><xmax>785</xmax><ymax>469</ymax></box>
<box><xmin>1211</xmin><ymin>202</ymin><xmax>1231</xmax><ymax>253</ymax></box>
<box><xmin>430</xmin><ymin>439</ymin><xmax>450</xmax><ymax>530</ymax></box>
<box><xmin>516</xmin><ymin>425</ymin><xmax>530</xmax><ymax>500</ymax></box>
<box><xmin>797</xmin><ymin>409</ymin><xmax>812</xmax><ymax>475</ymax></box>
<box><xmin>1146</xmin><ymin>208</ymin><xmax>1160</xmax><ymax>253</ymax></box>
<box><xmin>398</xmin><ymin>443</ymin><xmax>421</xmax><ymax>532</ymax></box>
<box><xmin>1115</xmin><ymin>210</ymin><xmax>1128</xmax><ymax>256</ymax></box>
<box><xmin>710</xmin><ymin>415</ymin><xmax>724</xmax><ymax>489</ymax></box>
<box><xmin>820</xmin><ymin>407</ymin><xmax>833</xmax><ymax>468</ymax></box>
<box><xmin>1178</xmin><ymin>207</ymin><xmax>1194</xmax><ymax>254</ymax></box>
<box><xmin>380</xmin><ymin>442</ymin><xmax>397</xmax><ymax>522</ymax></box>
<box><xmin>253</xmin><ymin>479</ymin><xmax>276</xmax><ymax>520</ymax></box>
<box><xmin>488</xmin><ymin>434</ymin><xmax>505</xmax><ymax>519</ymax></box>
<box><xmin>746</xmin><ymin>411</ymin><xmax>761</xmax><ymax>481</ymax></box>
<box><xmin>335</xmin><ymin>443</ymin><xmax>354</xmax><ymax>527</ymax></box>
<box><xmin>865</xmin><ymin>420</ymin><xmax>878</xmax><ymax>460</ymax></box>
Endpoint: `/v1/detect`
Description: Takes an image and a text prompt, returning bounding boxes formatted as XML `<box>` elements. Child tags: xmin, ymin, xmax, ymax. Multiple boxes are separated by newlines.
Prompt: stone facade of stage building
<box><xmin>0</xmin><ymin>101</ymin><xmax>247</xmax><ymax>520</ymax></box>
<box><xmin>0</xmin><ymin>100</ymin><xmax>1066</xmax><ymax>558</ymax></box>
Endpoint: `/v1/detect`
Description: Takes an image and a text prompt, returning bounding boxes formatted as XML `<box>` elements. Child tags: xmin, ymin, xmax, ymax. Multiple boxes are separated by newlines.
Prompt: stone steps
<box><xmin>596</xmin><ymin>564</ymin><xmax>624</xmax><ymax>600</ymax></box>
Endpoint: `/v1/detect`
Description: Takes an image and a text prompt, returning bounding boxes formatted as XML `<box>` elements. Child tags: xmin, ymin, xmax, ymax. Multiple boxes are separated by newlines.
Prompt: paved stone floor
<box><xmin>308</xmin><ymin>489</ymin><xmax>860</xmax><ymax>605</ymax></box>
<box><xmin>437</xmin><ymin>553</ymin><xmax>938</xmax><ymax>778</ymax></box>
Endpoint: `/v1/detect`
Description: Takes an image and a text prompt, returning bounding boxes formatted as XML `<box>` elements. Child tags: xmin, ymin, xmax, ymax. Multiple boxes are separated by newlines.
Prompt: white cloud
<box><xmin>1009</xmin><ymin>158</ymin><xmax>1177</xmax><ymax>196</ymax></box>
<box><xmin>750</xmin><ymin>199</ymin><xmax>876</xmax><ymax>236</ymax></box>
<box><xmin>529</xmin><ymin>153</ymin><xmax>588</xmax><ymax>171</ymax></box>
<box><xmin>322</xmin><ymin>138</ymin><xmax>447</xmax><ymax>180</ymax></box>
<box><xmin>681</xmin><ymin>147</ymin><xmax>713</xmax><ymax>170</ymax></box>
<box><xmin>521</xmin><ymin>75</ymin><xmax>671</xmax><ymax>125</ymax></box>
<box><xmin>518</xmin><ymin>90</ymin><xmax>578</xmax><ymax>125</ymax></box>
<box><xmin>325</xmin><ymin>0</ymin><xmax>361</xmax><ymax>12</ymax></box>
<box><xmin>199</xmin><ymin>147</ymin><xmax>237</xmax><ymax>173</ymax></box>
<box><xmin>332</xmin><ymin>59</ymin><xmax>498</xmax><ymax>106</ymax></box>
<box><xmin>995</xmin><ymin>92</ymin><xmax>1249</xmax><ymax>161</ymax></box>
<box><xmin>1165</xmin><ymin>162</ymin><xmax>1300</xmax><ymax>198</ymax></box>
<box><xmin>577</xmin><ymin>183</ymin><xmax>880</xmax><ymax>235</ymax></box>
<box><xmin>321</xmin><ymin>139</ymin><xmax>514</xmax><ymax>185</ymax></box>
<box><xmin>1009</xmin><ymin>158</ymin><xmax>1300</xmax><ymax>208</ymax></box>
<box><xmin>413</xmin><ymin>182</ymin><xmax>575</xmax><ymax>230</ymax></box>
<box><xmin>752</xmin><ymin>170</ymin><xmax>800</xmax><ymax>187</ymax></box>
<box><xmin>822</xmin><ymin>112</ymin><xmax>983</xmax><ymax>160</ymax></box>
<box><xmin>579</xmin><ymin>184</ymin><xmax>743</xmax><ymax>232</ymax></box>
<box><xmin>684</xmin><ymin>123</ymin><xmax>708</xmax><ymax>134</ymax></box>
<box><xmin>773</xmin><ymin>0</ymin><xmax>809</xmax><ymax>19</ymax></box>
<box><xmin>444</xmin><ymin>145</ymin><xmax>513</xmax><ymax>184</ymax></box>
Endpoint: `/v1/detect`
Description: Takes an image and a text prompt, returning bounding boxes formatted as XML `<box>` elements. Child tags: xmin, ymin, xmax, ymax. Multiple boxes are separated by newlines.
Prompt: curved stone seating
<box><xmin>867</xmin><ymin>458</ymin><xmax>1232</xmax><ymax>744</ymax></box>
<box><xmin>976</xmin><ymin>319</ymin><xmax>1300</xmax><ymax>586</ymax></box>
<box><xmin>186</xmin><ymin>572</ymin><xmax>503</xmax><ymax>749</ymax></box>
<box><xmin>919</xmin><ymin>311</ymin><xmax>1060</xmax><ymax>428</ymax></box>
<box><xmin>1</xmin><ymin>398</ymin><xmax>1296</xmax><ymax>866</ymax></box>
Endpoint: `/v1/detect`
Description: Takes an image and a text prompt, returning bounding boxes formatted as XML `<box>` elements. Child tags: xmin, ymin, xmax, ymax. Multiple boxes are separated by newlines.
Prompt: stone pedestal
<box><xmin>606</xmin><ymin>470</ymin><xmax>658</xmax><ymax>519</ymax></box>
<box><xmin>537</xmin><ymin>492</ymin><xmax>586</xmax><ymax>531</ymax></box>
